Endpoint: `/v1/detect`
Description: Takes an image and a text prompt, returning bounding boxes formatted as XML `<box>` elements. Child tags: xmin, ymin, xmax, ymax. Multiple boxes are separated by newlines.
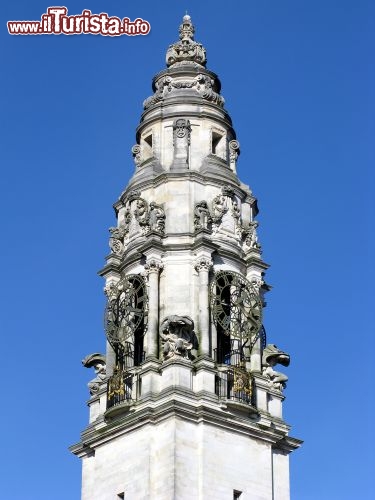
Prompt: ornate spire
<box><xmin>166</xmin><ymin>15</ymin><xmax>207</xmax><ymax>67</ymax></box>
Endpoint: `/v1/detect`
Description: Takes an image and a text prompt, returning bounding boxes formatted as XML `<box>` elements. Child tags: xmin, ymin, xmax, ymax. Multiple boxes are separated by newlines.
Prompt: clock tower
<box><xmin>71</xmin><ymin>16</ymin><xmax>301</xmax><ymax>500</ymax></box>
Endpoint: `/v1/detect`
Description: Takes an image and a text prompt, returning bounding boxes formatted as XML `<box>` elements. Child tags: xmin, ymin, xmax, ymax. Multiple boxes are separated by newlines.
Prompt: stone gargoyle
<box><xmin>82</xmin><ymin>353</ymin><xmax>106</xmax><ymax>395</ymax></box>
<box><xmin>160</xmin><ymin>315</ymin><xmax>198</xmax><ymax>360</ymax></box>
<box><xmin>262</xmin><ymin>344</ymin><xmax>290</xmax><ymax>391</ymax></box>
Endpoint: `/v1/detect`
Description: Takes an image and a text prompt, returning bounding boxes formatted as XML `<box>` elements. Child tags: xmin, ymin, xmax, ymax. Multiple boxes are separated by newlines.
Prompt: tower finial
<box><xmin>165</xmin><ymin>15</ymin><xmax>206</xmax><ymax>67</ymax></box>
<box><xmin>179</xmin><ymin>13</ymin><xmax>194</xmax><ymax>41</ymax></box>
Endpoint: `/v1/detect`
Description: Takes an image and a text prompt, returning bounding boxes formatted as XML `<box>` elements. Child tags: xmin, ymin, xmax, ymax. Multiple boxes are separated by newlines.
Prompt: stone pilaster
<box><xmin>144</xmin><ymin>258</ymin><xmax>164</xmax><ymax>359</ymax></box>
<box><xmin>194</xmin><ymin>256</ymin><xmax>213</xmax><ymax>357</ymax></box>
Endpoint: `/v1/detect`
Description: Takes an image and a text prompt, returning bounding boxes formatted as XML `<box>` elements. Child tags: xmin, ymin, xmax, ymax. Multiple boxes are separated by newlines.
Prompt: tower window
<box><xmin>141</xmin><ymin>132</ymin><xmax>153</xmax><ymax>160</ymax></box>
<box><xmin>144</xmin><ymin>133</ymin><xmax>152</xmax><ymax>149</ymax></box>
<box><xmin>211</xmin><ymin>130</ymin><xmax>226</xmax><ymax>159</ymax></box>
<box><xmin>233</xmin><ymin>490</ymin><xmax>242</xmax><ymax>500</ymax></box>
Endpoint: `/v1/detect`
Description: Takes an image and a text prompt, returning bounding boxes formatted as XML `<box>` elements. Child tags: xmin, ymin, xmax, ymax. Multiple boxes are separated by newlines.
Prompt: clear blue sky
<box><xmin>1</xmin><ymin>1</ymin><xmax>374</xmax><ymax>499</ymax></box>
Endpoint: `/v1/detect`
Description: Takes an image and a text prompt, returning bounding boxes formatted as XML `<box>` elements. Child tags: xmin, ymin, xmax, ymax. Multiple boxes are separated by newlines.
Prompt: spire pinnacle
<box><xmin>166</xmin><ymin>15</ymin><xmax>207</xmax><ymax>67</ymax></box>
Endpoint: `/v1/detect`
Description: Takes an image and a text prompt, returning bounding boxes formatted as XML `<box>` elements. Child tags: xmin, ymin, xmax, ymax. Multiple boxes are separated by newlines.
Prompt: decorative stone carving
<box><xmin>173</xmin><ymin>118</ymin><xmax>191</xmax><ymax>142</ymax></box>
<box><xmin>194</xmin><ymin>256</ymin><xmax>213</xmax><ymax>272</ymax></box>
<box><xmin>194</xmin><ymin>201</ymin><xmax>212</xmax><ymax>230</ymax></box>
<box><xmin>229</xmin><ymin>140</ymin><xmax>240</xmax><ymax>170</ymax></box>
<box><xmin>211</xmin><ymin>194</ymin><xmax>228</xmax><ymax>223</ymax></box>
<box><xmin>143</xmin><ymin>74</ymin><xmax>225</xmax><ymax>110</ymax></box>
<box><xmin>244</xmin><ymin>221</ymin><xmax>260</xmax><ymax>250</ymax></box>
<box><xmin>149</xmin><ymin>202</ymin><xmax>165</xmax><ymax>233</ymax></box>
<box><xmin>262</xmin><ymin>344</ymin><xmax>290</xmax><ymax>391</ymax></box>
<box><xmin>193</xmin><ymin>186</ymin><xmax>246</xmax><ymax>242</ymax></box>
<box><xmin>144</xmin><ymin>259</ymin><xmax>164</xmax><ymax>275</ymax></box>
<box><xmin>211</xmin><ymin>187</ymin><xmax>243</xmax><ymax>239</ymax></box>
<box><xmin>109</xmin><ymin>208</ymin><xmax>131</xmax><ymax>256</ymax></box>
<box><xmin>131</xmin><ymin>144</ymin><xmax>142</xmax><ymax>166</ymax></box>
<box><xmin>134</xmin><ymin>198</ymin><xmax>149</xmax><ymax>229</ymax></box>
<box><xmin>166</xmin><ymin>15</ymin><xmax>206</xmax><ymax>68</ymax></box>
<box><xmin>195</xmin><ymin>74</ymin><xmax>225</xmax><ymax>106</ymax></box>
<box><xmin>160</xmin><ymin>315</ymin><xmax>198</xmax><ymax>360</ymax></box>
<box><xmin>143</xmin><ymin>76</ymin><xmax>169</xmax><ymax>109</ymax></box>
<box><xmin>250</xmin><ymin>277</ymin><xmax>264</xmax><ymax>293</ymax></box>
<box><xmin>167</xmin><ymin>78</ymin><xmax>196</xmax><ymax>90</ymax></box>
<box><xmin>173</xmin><ymin>118</ymin><xmax>191</xmax><ymax>167</ymax></box>
<box><xmin>221</xmin><ymin>185</ymin><xmax>235</xmax><ymax>198</ymax></box>
<box><xmin>232</xmin><ymin>201</ymin><xmax>241</xmax><ymax>219</ymax></box>
<box><xmin>133</xmin><ymin>198</ymin><xmax>166</xmax><ymax>236</ymax></box>
<box><xmin>126</xmin><ymin>189</ymin><xmax>141</xmax><ymax>203</ymax></box>
<box><xmin>82</xmin><ymin>353</ymin><xmax>106</xmax><ymax>395</ymax></box>
<box><xmin>109</xmin><ymin>228</ymin><xmax>125</xmax><ymax>255</ymax></box>
<box><xmin>108</xmin><ymin>192</ymin><xmax>166</xmax><ymax>256</ymax></box>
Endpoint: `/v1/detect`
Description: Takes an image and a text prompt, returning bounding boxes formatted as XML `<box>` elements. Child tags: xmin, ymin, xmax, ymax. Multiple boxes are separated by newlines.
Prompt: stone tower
<box><xmin>71</xmin><ymin>16</ymin><xmax>302</xmax><ymax>500</ymax></box>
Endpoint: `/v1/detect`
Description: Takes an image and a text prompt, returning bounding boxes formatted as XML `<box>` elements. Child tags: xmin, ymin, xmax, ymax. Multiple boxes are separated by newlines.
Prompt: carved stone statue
<box><xmin>160</xmin><ymin>315</ymin><xmax>198</xmax><ymax>360</ymax></box>
<box><xmin>134</xmin><ymin>198</ymin><xmax>149</xmax><ymax>228</ymax></box>
<box><xmin>244</xmin><ymin>221</ymin><xmax>260</xmax><ymax>249</ymax></box>
<box><xmin>262</xmin><ymin>344</ymin><xmax>290</xmax><ymax>391</ymax></box>
<box><xmin>194</xmin><ymin>201</ymin><xmax>212</xmax><ymax>230</ymax></box>
<box><xmin>82</xmin><ymin>353</ymin><xmax>106</xmax><ymax>395</ymax></box>
<box><xmin>211</xmin><ymin>194</ymin><xmax>227</xmax><ymax>223</ymax></box>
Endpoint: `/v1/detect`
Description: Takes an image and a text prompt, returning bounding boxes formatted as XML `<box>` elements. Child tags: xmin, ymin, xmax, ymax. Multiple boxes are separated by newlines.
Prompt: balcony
<box><xmin>215</xmin><ymin>367</ymin><xmax>254</xmax><ymax>406</ymax></box>
<box><xmin>106</xmin><ymin>344</ymin><xmax>145</xmax><ymax>411</ymax></box>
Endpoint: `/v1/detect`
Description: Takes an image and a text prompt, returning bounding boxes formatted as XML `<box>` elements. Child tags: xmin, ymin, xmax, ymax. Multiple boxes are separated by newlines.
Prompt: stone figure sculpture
<box><xmin>134</xmin><ymin>198</ymin><xmax>149</xmax><ymax>228</ymax></box>
<box><xmin>262</xmin><ymin>344</ymin><xmax>290</xmax><ymax>391</ymax></box>
<box><xmin>82</xmin><ymin>353</ymin><xmax>106</xmax><ymax>395</ymax></box>
<box><xmin>159</xmin><ymin>315</ymin><xmax>198</xmax><ymax>360</ymax></box>
<box><xmin>211</xmin><ymin>194</ymin><xmax>227</xmax><ymax>222</ymax></box>
<box><xmin>194</xmin><ymin>201</ymin><xmax>212</xmax><ymax>230</ymax></box>
<box><xmin>244</xmin><ymin>221</ymin><xmax>260</xmax><ymax>249</ymax></box>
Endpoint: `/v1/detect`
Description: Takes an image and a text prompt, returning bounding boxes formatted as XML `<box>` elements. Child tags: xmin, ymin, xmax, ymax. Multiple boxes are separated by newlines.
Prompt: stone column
<box><xmin>144</xmin><ymin>259</ymin><xmax>163</xmax><ymax>359</ymax></box>
<box><xmin>194</xmin><ymin>257</ymin><xmax>213</xmax><ymax>357</ymax></box>
<box><xmin>247</xmin><ymin>276</ymin><xmax>264</xmax><ymax>374</ymax></box>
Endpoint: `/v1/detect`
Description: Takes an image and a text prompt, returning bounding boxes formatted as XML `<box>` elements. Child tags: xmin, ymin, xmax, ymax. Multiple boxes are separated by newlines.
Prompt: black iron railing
<box><xmin>215</xmin><ymin>368</ymin><xmax>254</xmax><ymax>406</ymax></box>
<box><xmin>107</xmin><ymin>370</ymin><xmax>135</xmax><ymax>409</ymax></box>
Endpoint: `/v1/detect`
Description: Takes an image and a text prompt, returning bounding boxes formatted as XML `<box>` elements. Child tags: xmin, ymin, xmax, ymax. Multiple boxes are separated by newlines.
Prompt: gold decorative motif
<box><xmin>233</xmin><ymin>367</ymin><xmax>252</xmax><ymax>398</ymax></box>
<box><xmin>107</xmin><ymin>366</ymin><xmax>125</xmax><ymax>401</ymax></box>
